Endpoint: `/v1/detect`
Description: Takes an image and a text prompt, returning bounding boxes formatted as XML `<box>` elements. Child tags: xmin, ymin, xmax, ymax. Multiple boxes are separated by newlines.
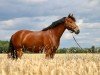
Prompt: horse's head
<box><xmin>64</xmin><ymin>14</ymin><xmax>80</xmax><ymax>34</ymax></box>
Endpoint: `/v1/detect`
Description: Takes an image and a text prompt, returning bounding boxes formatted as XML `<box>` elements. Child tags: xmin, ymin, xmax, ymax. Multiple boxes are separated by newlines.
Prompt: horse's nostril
<box><xmin>75</xmin><ymin>30</ymin><xmax>80</xmax><ymax>34</ymax></box>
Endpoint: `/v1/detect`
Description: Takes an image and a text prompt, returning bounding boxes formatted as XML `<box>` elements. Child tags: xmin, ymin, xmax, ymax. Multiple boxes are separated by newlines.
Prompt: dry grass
<box><xmin>0</xmin><ymin>53</ymin><xmax>100</xmax><ymax>75</ymax></box>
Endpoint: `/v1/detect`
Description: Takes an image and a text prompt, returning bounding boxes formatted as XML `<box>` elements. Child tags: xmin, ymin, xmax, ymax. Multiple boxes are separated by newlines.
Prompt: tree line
<box><xmin>0</xmin><ymin>40</ymin><xmax>100</xmax><ymax>53</ymax></box>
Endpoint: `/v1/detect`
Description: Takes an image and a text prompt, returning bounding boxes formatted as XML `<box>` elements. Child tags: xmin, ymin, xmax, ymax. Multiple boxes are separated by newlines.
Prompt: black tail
<box><xmin>8</xmin><ymin>37</ymin><xmax>17</xmax><ymax>59</ymax></box>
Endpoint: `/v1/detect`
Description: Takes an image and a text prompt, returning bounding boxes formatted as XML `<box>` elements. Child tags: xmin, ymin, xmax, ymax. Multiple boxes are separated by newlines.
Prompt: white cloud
<box><xmin>88</xmin><ymin>0</ymin><xmax>100</xmax><ymax>7</ymax></box>
<box><xmin>0</xmin><ymin>30</ymin><xmax>14</xmax><ymax>40</ymax></box>
<box><xmin>95</xmin><ymin>38</ymin><xmax>100</xmax><ymax>42</ymax></box>
<box><xmin>76</xmin><ymin>32</ymin><xmax>90</xmax><ymax>39</ymax></box>
<box><xmin>2</xmin><ymin>19</ymin><xmax>14</xmax><ymax>27</ymax></box>
<box><xmin>76</xmin><ymin>19</ymin><xmax>100</xmax><ymax>30</ymax></box>
<box><xmin>62</xmin><ymin>34</ymin><xmax>72</xmax><ymax>40</ymax></box>
<box><xmin>0</xmin><ymin>0</ymin><xmax>99</xmax><ymax>23</ymax></box>
<box><xmin>76</xmin><ymin>19</ymin><xmax>84</xmax><ymax>29</ymax></box>
<box><xmin>62</xmin><ymin>31</ymin><xmax>73</xmax><ymax>40</ymax></box>
<box><xmin>0</xmin><ymin>16</ymin><xmax>60</xmax><ymax>30</ymax></box>
<box><xmin>77</xmin><ymin>19</ymin><xmax>100</xmax><ymax>29</ymax></box>
<box><xmin>20</xmin><ymin>0</ymin><xmax>47</xmax><ymax>4</ymax></box>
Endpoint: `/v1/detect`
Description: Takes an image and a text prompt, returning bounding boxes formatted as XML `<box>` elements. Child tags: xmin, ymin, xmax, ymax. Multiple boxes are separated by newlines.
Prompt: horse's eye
<box><xmin>70</xmin><ymin>22</ymin><xmax>72</xmax><ymax>23</ymax></box>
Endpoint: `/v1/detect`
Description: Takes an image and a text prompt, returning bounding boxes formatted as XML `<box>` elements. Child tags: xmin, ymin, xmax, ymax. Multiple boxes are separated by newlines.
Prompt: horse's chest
<box><xmin>51</xmin><ymin>39</ymin><xmax>59</xmax><ymax>48</ymax></box>
<box><xmin>44</xmin><ymin>36</ymin><xmax>59</xmax><ymax>48</ymax></box>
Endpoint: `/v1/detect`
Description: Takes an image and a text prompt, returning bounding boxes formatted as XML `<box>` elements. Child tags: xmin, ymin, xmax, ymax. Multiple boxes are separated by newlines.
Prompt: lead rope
<box><xmin>72</xmin><ymin>33</ymin><xmax>83</xmax><ymax>50</ymax></box>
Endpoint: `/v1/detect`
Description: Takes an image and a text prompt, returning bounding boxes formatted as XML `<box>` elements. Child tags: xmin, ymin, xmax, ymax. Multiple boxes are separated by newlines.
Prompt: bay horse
<box><xmin>8</xmin><ymin>14</ymin><xmax>80</xmax><ymax>59</ymax></box>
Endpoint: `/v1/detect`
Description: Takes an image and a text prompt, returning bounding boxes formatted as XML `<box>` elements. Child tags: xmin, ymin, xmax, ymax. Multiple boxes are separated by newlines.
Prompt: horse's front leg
<box><xmin>50</xmin><ymin>49</ymin><xmax>56</xmax><ymax>58</ymax></box>
<box><xmin>45</xmin><ymin>48</ymin><xmax>56</xmax><ymax>59</ymax></box>
<box><xmin>45</xmin><ymin>48</ymin><xmax>52</xmax><ymax>59</ymax></box>
<box><xmin>50</xmin><ymin>53</ymin><xmax>55</xmax><ymax>58</ymax></box>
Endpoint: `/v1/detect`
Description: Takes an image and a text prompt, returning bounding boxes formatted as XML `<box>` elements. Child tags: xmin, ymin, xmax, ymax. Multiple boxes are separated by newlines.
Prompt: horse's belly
<box><xmin>23</xmin><ymin>40</ymin><xmax>44</xmax><ymax>52</ymax></box>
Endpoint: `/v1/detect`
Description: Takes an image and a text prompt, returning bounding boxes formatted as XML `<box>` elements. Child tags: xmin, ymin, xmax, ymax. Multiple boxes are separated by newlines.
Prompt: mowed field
<box><xmin>0</xmin><ymin>54</ymin><xmax>100</xmax><ymax>75</ymax></box>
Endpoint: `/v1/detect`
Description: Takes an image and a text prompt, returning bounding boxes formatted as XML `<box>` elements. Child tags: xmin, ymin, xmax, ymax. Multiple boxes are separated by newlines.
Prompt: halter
<box><xmin>72</xmin><ymin>33</ymin><xmax>83</xmax><ymax>50</ymax></box>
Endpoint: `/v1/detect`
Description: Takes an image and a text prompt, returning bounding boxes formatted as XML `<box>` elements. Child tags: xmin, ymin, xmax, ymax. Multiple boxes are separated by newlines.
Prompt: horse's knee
<box><xmin>7</xmin><ymin>53</ymin><xmax>12</xmax><ymax>58</ymax></box>
<box><xmin>45</xmin><ymin>49</ymin><xmax>53</xmax><ymax>59</ymax></box>
<box><xmin>50</xmin><ymin>50</ymin><xmax>56</xmax><ymax>58</ymax></box>
<box><xmin>50</xmin><ymin>54</ymin><xmax>54</xmax><ymax>58</ymax></box>
<box><xmin>45</xmin><ymin>54</ymin><xmax>50</xmax><ymax>59</ymax></box>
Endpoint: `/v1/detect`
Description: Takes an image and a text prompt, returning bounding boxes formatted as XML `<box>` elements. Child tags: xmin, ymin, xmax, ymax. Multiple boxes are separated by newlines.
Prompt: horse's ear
<box><xmin>68</xmin><ymin>14</ymin><xmax>71</xmax><ymax>17</ymax></box>
<box><xmin>71</xmin><ymin>14</ymin><xmax>73</xmax><ymax>16</ymax></box>
<box><xmin>68</xmin><ymin>13</ymin><xmax>73</xmax><ymax>17</ymax></box>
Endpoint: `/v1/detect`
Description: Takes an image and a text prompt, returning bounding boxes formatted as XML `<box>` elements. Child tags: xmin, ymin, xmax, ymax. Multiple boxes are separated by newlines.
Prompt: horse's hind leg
<box><xmin>16</xmin><ymin>48</ymin><xmax>23</xmax><ymax>59</ymax></box>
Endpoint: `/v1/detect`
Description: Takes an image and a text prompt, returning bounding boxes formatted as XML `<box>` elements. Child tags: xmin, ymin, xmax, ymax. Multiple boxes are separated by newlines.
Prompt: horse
<box><xmin>8</xmin><ymin>14</ymin><xmax>80</xmax><ymax>59</ymax></box>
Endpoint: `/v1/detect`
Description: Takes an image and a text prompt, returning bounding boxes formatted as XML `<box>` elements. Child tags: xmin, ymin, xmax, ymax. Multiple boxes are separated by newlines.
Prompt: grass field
<box><xmin>0</xmin><ymin>53</ymin><xmax>100</xmax><ymax>75</ymax></box>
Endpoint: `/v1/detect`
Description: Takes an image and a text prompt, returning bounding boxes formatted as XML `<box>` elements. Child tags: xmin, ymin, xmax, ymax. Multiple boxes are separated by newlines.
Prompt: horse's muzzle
<box><xmin>75</xmin><ymin>29</ymin><xmax>80</xmax><ymax>34</ymax></box>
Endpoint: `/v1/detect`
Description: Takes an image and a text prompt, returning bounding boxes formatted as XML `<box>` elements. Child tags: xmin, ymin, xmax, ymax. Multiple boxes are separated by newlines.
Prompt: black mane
<box><xmin>42</xmin><ymin>17</ymin><xmax>66</xmax><ymax>31</ymax></box>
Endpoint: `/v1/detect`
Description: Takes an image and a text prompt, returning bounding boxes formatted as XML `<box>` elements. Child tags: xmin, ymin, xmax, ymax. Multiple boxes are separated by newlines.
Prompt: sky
<box><xmin>0</xmin><ymin>0</ymin><xmax>100</xmax><ymax>48</ymax></box>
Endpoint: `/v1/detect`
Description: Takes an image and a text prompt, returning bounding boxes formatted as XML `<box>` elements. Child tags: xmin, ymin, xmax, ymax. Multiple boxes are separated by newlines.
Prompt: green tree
<box><xmin>91</xmin><ymin>45</ymin><xmax>95</xmax><ymax>53</ymax></box>
<box><xmin>0</xmin><ymin>40</ymin><xmax>9</xmax><ymax>53</ymax></box>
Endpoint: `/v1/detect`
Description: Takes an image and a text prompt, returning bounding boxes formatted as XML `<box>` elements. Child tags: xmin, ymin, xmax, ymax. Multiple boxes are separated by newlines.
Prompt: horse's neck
<box><xmin>50</xmin><ymin>24</ymin><xmax>66</xmax><ymax>41</ymax></box>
